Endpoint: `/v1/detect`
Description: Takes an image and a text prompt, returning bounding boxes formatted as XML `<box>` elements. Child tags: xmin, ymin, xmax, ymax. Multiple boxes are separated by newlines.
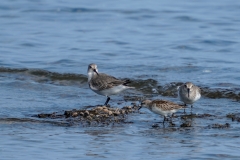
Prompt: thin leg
<box><xmin>163</xmin><ymin>116</ymin><xmax>166</xmax><ymax>124</ymax></box>
<box><xmin>169</xmin><ymin>114</ymin><xmax>176</xmax><ymax>126</ymax></box>
<box><xmin>171</xmin><ymin>113</ymin><xmax>174</xmax><ymax>122</ymax></box>
<box><xmin>104</xmin><ymin>96</ymin><xmax>111</xmax><ymax>105</ymax></box>
<box><xmin>184</xmin><ymin>104</ymin><xmax>187</xmax><ymax>114</ymax></box>
<box><xmin>190</xmin><ymin>105</ymin><xmax>193</xmax><ymax>114</ymax></box>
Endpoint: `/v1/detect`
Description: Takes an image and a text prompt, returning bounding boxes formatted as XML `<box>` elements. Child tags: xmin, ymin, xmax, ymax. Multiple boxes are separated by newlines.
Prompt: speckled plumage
<box><xmin>139</xmin><ymin>99</ymin><xmax>185</xmax><ymax>123</ymax></box>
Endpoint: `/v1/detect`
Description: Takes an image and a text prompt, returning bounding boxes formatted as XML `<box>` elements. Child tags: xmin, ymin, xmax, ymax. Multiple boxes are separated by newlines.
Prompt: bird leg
<box><xmin>163</xmin><ymin>116</ymin><xmax>166</xmax><ymax>124</ymax></box>
<box><xmin>184</xmin><ymin>104</ymin><xmax>187</xmax><ymax>114</ymax></box>
<box><xmin>171</xmin><ymin>113</ymin><xmax>175</xmax><ymax>122</ymax></box>
<box><xmin>104</xmin><ymin>96</ymin><xmax>111</xmax><ymax>106</ymax></box>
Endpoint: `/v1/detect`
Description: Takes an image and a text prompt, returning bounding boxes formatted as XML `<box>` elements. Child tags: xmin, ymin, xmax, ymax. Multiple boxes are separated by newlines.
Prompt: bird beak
<box><xmin>93</xmin><ymin>69</ymin><xmax>99</xmax><ymax>75</ymax></box>
<box><xmin>187</xmin><ymin>88</ymin><xmax>190</xmax><ymax>98</ymax></box>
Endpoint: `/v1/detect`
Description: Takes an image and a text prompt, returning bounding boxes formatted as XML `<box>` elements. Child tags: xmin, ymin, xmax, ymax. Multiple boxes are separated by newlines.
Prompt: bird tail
<box><xmin>123</xmin><ymin>79</ymin><xmax>131</xmax><ymax>85</ymax></box>
<box><xmin>123</xmin><ymin>79</ymin><xmax>135</xmax><ymax>88</ymax></box>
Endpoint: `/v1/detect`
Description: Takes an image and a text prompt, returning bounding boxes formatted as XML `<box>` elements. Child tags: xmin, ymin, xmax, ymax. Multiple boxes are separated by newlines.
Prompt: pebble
<box><xmin>102</xmin><ymin>109</ymin><xmax>109</xmax><ymax>114</ymax></box>
<box><xmin>84</xmin><ymin>111</ymin><xmax>89</xmax><ymax>117</ymax></box>
<box><xmin>108</xmin><ymin>111</ymin><xmax>113</xmax><ymax>116</ymax></box>
<box><xmin>72</xmin><ymin>112</ymin><xmax>78</xmax><ymax>117</ymax></box>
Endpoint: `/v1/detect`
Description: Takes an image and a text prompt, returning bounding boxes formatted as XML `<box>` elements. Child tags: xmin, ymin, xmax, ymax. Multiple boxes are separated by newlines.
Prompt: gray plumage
<box><xmin>87</xmin><ymin>63</ymin><xmax>134</xmax><ymax>105</ymax></box>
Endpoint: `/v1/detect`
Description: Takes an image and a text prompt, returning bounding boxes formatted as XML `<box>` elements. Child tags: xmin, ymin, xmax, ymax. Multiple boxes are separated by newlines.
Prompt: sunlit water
<box><xmin>1</xmin><ymin>0</ymin><xmax>240</xmax><ymax>159</ymax></box>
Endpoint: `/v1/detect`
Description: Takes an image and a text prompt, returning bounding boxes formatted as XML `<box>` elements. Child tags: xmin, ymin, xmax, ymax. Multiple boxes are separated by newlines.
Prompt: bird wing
<box><xmin>152</xmin><ymin>100</ymin><xmax>183</xmax><ymax>111</ymax></box>
<box><xmin>91</xmin><ymin>73</ymin><xmax>126</xmax><ymax>90</ymax></box>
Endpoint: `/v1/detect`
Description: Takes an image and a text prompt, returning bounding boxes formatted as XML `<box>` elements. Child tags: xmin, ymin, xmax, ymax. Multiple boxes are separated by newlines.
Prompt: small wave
<box><xmin>0</xmin><ymin>67</ymin><xmax>87</xmax><ymax>83</ymax></box>
<box><xmin>0</xmin><ymin>117</ymin><xmax>70</xmax><ymax>126</ymax></box>
<box><xmin>132</xmin><ymin>81</ymin><xmax>240</xmax><ymax>101</ymax></box>
<box><xmin>200</xmin><ymin>39</ymin><xmax>237</xmax><ymax>46</ymax></box>
<box><xmin>22</xmin><ymin>7</ymin><xmax>102</xmax><ymax>13</ymax></box>
<box><xmin>1</xmin><ymin>67</ymin><xmax>239</xmax><ymax>101</ymax></box>
<box><xmin>172</xmin><ymin>45</ymin><xmax>201</xmax><ymax>51</ymax></box>
<box><xmin>174</xmin><ymin>15</ymin><xmax>201</xmax><ymax>22</ymax></box>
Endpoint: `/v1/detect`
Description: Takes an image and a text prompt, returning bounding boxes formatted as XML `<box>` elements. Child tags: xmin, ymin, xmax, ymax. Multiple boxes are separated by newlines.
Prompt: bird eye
<box><xmin>184</xmin><ymin>84</ymin><xmax>187</xmax><ymax>88</ymax></box>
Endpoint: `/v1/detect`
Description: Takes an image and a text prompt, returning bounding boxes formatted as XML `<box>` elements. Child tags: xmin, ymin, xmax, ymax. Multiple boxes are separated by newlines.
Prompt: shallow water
<box><xmin>1</xmin><ymin>0</ymin><xmax>240</xmax><ymax>159</ymax></box>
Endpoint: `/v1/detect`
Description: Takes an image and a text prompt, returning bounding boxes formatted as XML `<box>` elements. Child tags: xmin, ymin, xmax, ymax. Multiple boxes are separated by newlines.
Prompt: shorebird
<box><xmin>87</xmin><ymin>63</ymin><xmax>134</xmax><ymax>105</ymax></box>
<box><xmin>139</xmin><ymin>99</ymin><xmax>185</xmax><ymax>124</ymax></box>
<box><xmin>178</xmin><ymin>82</ymin><xmax>201</xmax><ymax>112</ymax></box>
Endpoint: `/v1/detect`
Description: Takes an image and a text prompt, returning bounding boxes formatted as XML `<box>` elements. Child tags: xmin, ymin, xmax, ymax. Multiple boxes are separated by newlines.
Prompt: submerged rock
<box><xmin>201</xmin><ymin>88</ymin><xmax>240</xmax><ymax>101</ymax></box>
<box><xmin>152</xmin><ymin>124</ymin><xmax>160</xmax><ymax>128</ymax></box>
<box><xmin>37</xmin><ymin>113</ymin><xmax>64</xmax><ymax>119</ymax></box>
<box><xmin>181</xmin><ymin>113</ymin><xmax>214</xmax><ymax>119</ymax></box>
<box><xmin>226</xmin><ymin>113</ymin><xmax>240</xmax><ymax>122</ymax></box>
<box><xmin>207</xmin><ymin>123</ymin><xmax>230</xmax><ymax>129</ymax></box>
<box><xmin>180</xmin><ymin>122</ymin><xmax>191</xmax><ymax>127</ymax></box>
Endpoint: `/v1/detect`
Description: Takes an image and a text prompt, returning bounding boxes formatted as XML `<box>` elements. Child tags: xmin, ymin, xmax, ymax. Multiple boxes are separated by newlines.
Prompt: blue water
<box><xmin>1</xmin><ymin>0</ymin><xmax>240</xmax><ymax>159</ymax></box>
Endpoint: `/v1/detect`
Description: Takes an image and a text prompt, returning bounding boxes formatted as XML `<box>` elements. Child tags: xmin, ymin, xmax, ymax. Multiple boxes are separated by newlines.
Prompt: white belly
<box><xmin>151</xmin><ymin>107</ymin><xmax>176</xmax><ymax>117</ymax></box>
<box><xmin>91</xmin><ymin>85</ymin><xmax>129</xmax><ymax>96</ymax></box>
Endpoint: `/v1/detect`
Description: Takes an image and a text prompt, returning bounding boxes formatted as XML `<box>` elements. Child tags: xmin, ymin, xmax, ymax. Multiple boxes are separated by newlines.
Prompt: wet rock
<box><xmin>131</xmin><ymin>102</ymin><xmax>137</xmax><ymax>106</ymax></box>
<box><xmin>181</xmin><ymin>113</ymin><xmax>214</xmax><ymax>119</ymax></box>
<box><xmin>102</xmin><ymin>106</ymin><xmax>107</xmax><ymax>109</ymax></box>
<box><xmin>181</xmin><ymin>114</ymin><xmax>196</xmax><ymax>119</ymax></box>
<box><xmin>37</xmin><ymin>105</ymin><xmax>139</xmax><ymax>127</ymax></box>
<box><xmin>197</xmin><ymin>113</ymin><xmax>214</xmax><ymax>118</ymax></box>
<box><xmin>226</xmin><ymin>113</ymin><xmax>240</xmax><ymax>122</ymax></box>
<box><xmin>95</xmin><ymin>106</ymin><xmax>103</xmax><ymax>110</ymax></box>
<box><xmin>201</xmin><ymin>87</ymin><xmax>240</xmax><ymax>101</ymax></box>
<box><xmin>207</xmin><ymin>123</ymin><xmax>230</xmax><ymax>129</ymax></box>
<box><xmin>72</xmin><ymin>112</ymin><xmax>78</xmax><ymax>117</ymax></box>
<box><xmin>120</xmin><ymin>110</ymin><xmax>125</xmax><ymax>115</ymax></box>
<box><xmin>113</xmin><ymin>111</ymin><xmax>120</xmax><ymax>116</ymax></box>
<box><xmin>38</xmin><ymin>113</ymin><xmax>63</xmax><ymax>118</ymax></box>
<box><xmin>38</xmin><ymin>113</ymin><xmax>53</xmax><ymax>118</ymax></box>
<box><xmin>157</xmin><ymin>82</ymin><xmax>183</xmax><ymax>97</ymax></box>
<box><xmin>180</xmin><ymin>122</ymin><xmax>191</xmax><ymax>127</ymax></box>
<box><xmin>64</xmin><ymin>111</ymin><xmax>72</xmax><ymax>118</ymax></box>
<box><xmin>84</xmin><ymin>111</ymin><xmax>90</xmax><ymax>117</ymax></box>
<box><xmin>168</xmin><ymin>122</ymin><xmax>176</xmax><ymax>127</ymax></box>
<box><xmin>152</xmin><ymin>124</ymin><xmax>160</xmax><ymax>128</ymax></box>
<box><xmin>226</xmin><ymin>113</ymin><xmax>235</xmax><ymax>119</ymax></box>
<box><xmin>108</xmin><ymin>111</ymin><xmax>113</xmax><ymax>116</ymax></box>
<box><xmin>126</xmin><ymin>106</ymin><xmax>132</xmax><ymax>109</ymax></box>
<box><xmin>86</xmin><ymin>116</ymin><xmax>92</xmax><ymax>121</ymax></box>
<box><xmin>102</xmin><ymin>109</ymin><xmax>109</xmax><ymax>114</ymax></box>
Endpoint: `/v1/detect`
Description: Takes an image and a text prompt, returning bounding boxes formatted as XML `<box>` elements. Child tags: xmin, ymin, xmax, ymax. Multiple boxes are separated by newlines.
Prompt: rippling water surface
<box><xmin>1</xmin><ymin>0</ymin><xmax>240</xmax><ymax>159</ymax></box>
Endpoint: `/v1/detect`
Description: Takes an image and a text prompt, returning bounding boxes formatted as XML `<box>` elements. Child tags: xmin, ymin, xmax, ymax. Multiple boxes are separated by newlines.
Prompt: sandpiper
<box><xmin>139</xmin><ymin>99</ymin><xmax>185</xmax><ymax>124</ymax></box>
<box><xmin>87</xmin><ymin>63</ymin><xmax>134</xmax><ymax>105</ymax></box>
<box><xmin>178</xmin><ymin>82</ymin><xmax>201</xmax><ymax>112</ymax></box>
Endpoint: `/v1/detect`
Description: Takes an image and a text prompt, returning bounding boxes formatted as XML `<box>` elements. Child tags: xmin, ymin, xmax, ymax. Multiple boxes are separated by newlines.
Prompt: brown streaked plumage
<box><xmin>139</xmin><ymin>99</ymin><xmax>185</xmax><ymax>124</ymax></box>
